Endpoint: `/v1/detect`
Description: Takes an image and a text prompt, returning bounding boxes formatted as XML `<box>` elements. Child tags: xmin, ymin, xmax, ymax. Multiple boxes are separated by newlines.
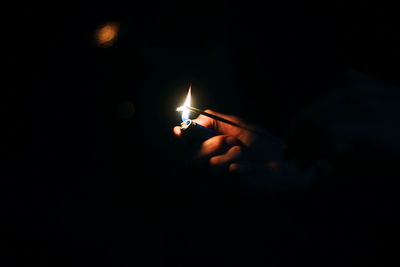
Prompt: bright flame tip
<box><xmin>181</xmin><ymin>86</ymin><xmax>192</xmax><ymax>121</ymax></box>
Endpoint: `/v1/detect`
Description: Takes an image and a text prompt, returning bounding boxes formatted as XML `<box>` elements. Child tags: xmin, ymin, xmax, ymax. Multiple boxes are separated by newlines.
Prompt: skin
<box><xmin>173</xmin><ymin>110</ymin><xmax>285</xmax><ymax>175</ymax></box>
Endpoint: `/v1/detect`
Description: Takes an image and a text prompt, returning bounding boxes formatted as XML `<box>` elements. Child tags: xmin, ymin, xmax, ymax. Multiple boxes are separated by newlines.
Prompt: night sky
<box><xmin>2</xmin><ymin>1</ymin><xmax>399</xmax><ymax>266</ymax></box>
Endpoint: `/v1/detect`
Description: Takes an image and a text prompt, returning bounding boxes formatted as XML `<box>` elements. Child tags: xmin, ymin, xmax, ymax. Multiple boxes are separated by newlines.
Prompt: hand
<box><xmin>173</xmin><ymin>110</ymin><xmax>285</xmax><ymax>174</ymax></box>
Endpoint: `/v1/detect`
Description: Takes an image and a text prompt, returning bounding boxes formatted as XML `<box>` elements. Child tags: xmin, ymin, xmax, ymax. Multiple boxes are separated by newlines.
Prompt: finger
<box><xmin>228</xmin><ymin>162</ymin><xmax>256</xmax><ymax>174</ymax></box>
<box><xmin>193</xmin><ymin>109</ymin><xmax>246</xmax><ymax>137</ymax></box>
<box><xmin>209</xmin><ymin>145</ymin><xmax>243</xmax><ymax>167</ymax></box>
<box><xmin>173</xmin><ymin>126</ymin><xmax>181</xmax><ymax>137</ymax></box>
<box><xmin>228</xmin><ymin>161</ymin><xmax>275</xmax><ymax>174</ymax></box>
<box><xmin>197</xmin><ymin>135</ymin><xmax>239</xmax><ymax>159</ymax></box>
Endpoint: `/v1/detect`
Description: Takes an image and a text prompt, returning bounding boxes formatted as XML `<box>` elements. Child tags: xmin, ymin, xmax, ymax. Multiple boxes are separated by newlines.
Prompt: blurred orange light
<box><xmin>95</xmin><ymin>22</ymin><xmax>119</xmax><ymax>48</ymax></box>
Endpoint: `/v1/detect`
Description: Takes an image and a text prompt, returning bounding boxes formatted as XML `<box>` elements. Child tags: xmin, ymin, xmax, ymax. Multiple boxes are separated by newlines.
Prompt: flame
<box><xmin>181</xmin><ymin>86</ymin><xmax>191</xmax><ymax>121</ymax></box>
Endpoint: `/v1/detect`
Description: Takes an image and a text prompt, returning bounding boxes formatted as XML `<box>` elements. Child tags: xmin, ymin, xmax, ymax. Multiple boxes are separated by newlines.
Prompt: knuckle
<box><xmin>214</xmin><ymin>136</ymin><xmax>226</xmax><ymax>148</ymax></box>
<box><xmin>225</xmin><ymin>135</ymin><xmax>238</xmax><ymax>146</ymax></box>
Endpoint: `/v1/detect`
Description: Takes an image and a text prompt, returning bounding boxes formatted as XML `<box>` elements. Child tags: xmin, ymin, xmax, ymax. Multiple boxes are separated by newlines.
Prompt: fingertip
<box><xmin>229</xmin><ymin>163</ymin><xmax>241</xmax><ymax>173</ymax></box>
<box><xmin>173</xmin><ymin>126</ymin><xmax>181</xmax><ymax>137</ymax></box>
<box><xmin>231</xmin><ymin>145</ymin><xmax>243</xmax><ymax>155</ymax></box>
<box><xmin>229</xmin><ymin>162</ymin><xmax>253</xmax><ymax>174</ymax></box>
<box><xmin>209</xmin><ymin>156</ymin><xmax>220</xmax><ymax>166</ymax></box>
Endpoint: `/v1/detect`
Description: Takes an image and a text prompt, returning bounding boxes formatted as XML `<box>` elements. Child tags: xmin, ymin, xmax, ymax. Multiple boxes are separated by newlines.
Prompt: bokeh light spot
<box><xmin>95</xmin><ymin>22</ymin><xmax>120</xmax><ymax>48</ymax></box>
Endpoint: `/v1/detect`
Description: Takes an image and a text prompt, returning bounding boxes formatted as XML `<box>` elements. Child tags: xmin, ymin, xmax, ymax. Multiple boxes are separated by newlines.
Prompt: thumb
<box><xmin>193</xmin><ymin>109</ymin><xmax>246</xmax><ymax>137</ymax></box>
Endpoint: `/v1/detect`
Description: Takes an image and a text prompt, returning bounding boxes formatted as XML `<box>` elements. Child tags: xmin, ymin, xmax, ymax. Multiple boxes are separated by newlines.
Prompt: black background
<box><xmin>2</xmin><ymin>1</ymin><xmax>399</xmax><ymax>266</ymax></box>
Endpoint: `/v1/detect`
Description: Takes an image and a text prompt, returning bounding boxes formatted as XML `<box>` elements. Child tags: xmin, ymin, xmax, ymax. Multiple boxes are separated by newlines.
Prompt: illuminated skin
<box><xmin>174</xmin><ymin>110</ymin><xmax>315</xmax><ymax>189</ymax></box>
<box><xmin>174</xmin><ymin>110</ymin><xmax>285</xmax><ymax>173</ymax></box>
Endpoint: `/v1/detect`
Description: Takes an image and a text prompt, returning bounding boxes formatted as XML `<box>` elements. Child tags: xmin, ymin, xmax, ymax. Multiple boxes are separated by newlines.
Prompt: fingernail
<box><xmin>225</xmin><ymin>136</ymin><xmax>238</xmax><ymax>146</ymax></box>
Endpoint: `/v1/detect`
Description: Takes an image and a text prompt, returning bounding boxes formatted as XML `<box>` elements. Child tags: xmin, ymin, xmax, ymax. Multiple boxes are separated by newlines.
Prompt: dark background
<box><xmin>2</xmin><ymin>1</ymin><xmax>399</xmax><ymax>266</ymax></box>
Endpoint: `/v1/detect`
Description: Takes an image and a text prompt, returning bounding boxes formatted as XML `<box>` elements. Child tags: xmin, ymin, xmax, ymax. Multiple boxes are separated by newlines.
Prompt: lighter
<box><xmin>176</xmin><ymin>86</ymin><xmax>219</xmax><ymax>142</ymax></box>
<box><xmin>179</xmin><ymin>119</ymin><xmax>219</xmax><ymax>142</ymax></box>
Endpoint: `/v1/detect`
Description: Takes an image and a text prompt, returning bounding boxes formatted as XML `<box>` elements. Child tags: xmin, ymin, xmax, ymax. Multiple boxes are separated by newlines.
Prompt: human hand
<box><xmin>173</xmin><ymin>110</ymin><xmax>285</xmax><ymax>174</ymax></box>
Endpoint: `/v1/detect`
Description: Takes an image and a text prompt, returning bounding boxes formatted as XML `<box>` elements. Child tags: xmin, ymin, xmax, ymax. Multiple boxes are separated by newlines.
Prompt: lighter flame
<box><xmin>180</xmin><ymin>86</ymin><xmax>191</xmax><ymax>121</ymax></box>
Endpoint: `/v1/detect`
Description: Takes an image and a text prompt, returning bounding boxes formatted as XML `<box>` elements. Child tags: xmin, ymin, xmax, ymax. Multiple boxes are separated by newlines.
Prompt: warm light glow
<box><xmin>181</xmin><ymin>86</ymin><xmax>191</xmax><ymax>121</ymax></box>
<box><xmin>95</xmin><ymin>22</ymin><xmax>120</xmax><ymax>48</ymax></box>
